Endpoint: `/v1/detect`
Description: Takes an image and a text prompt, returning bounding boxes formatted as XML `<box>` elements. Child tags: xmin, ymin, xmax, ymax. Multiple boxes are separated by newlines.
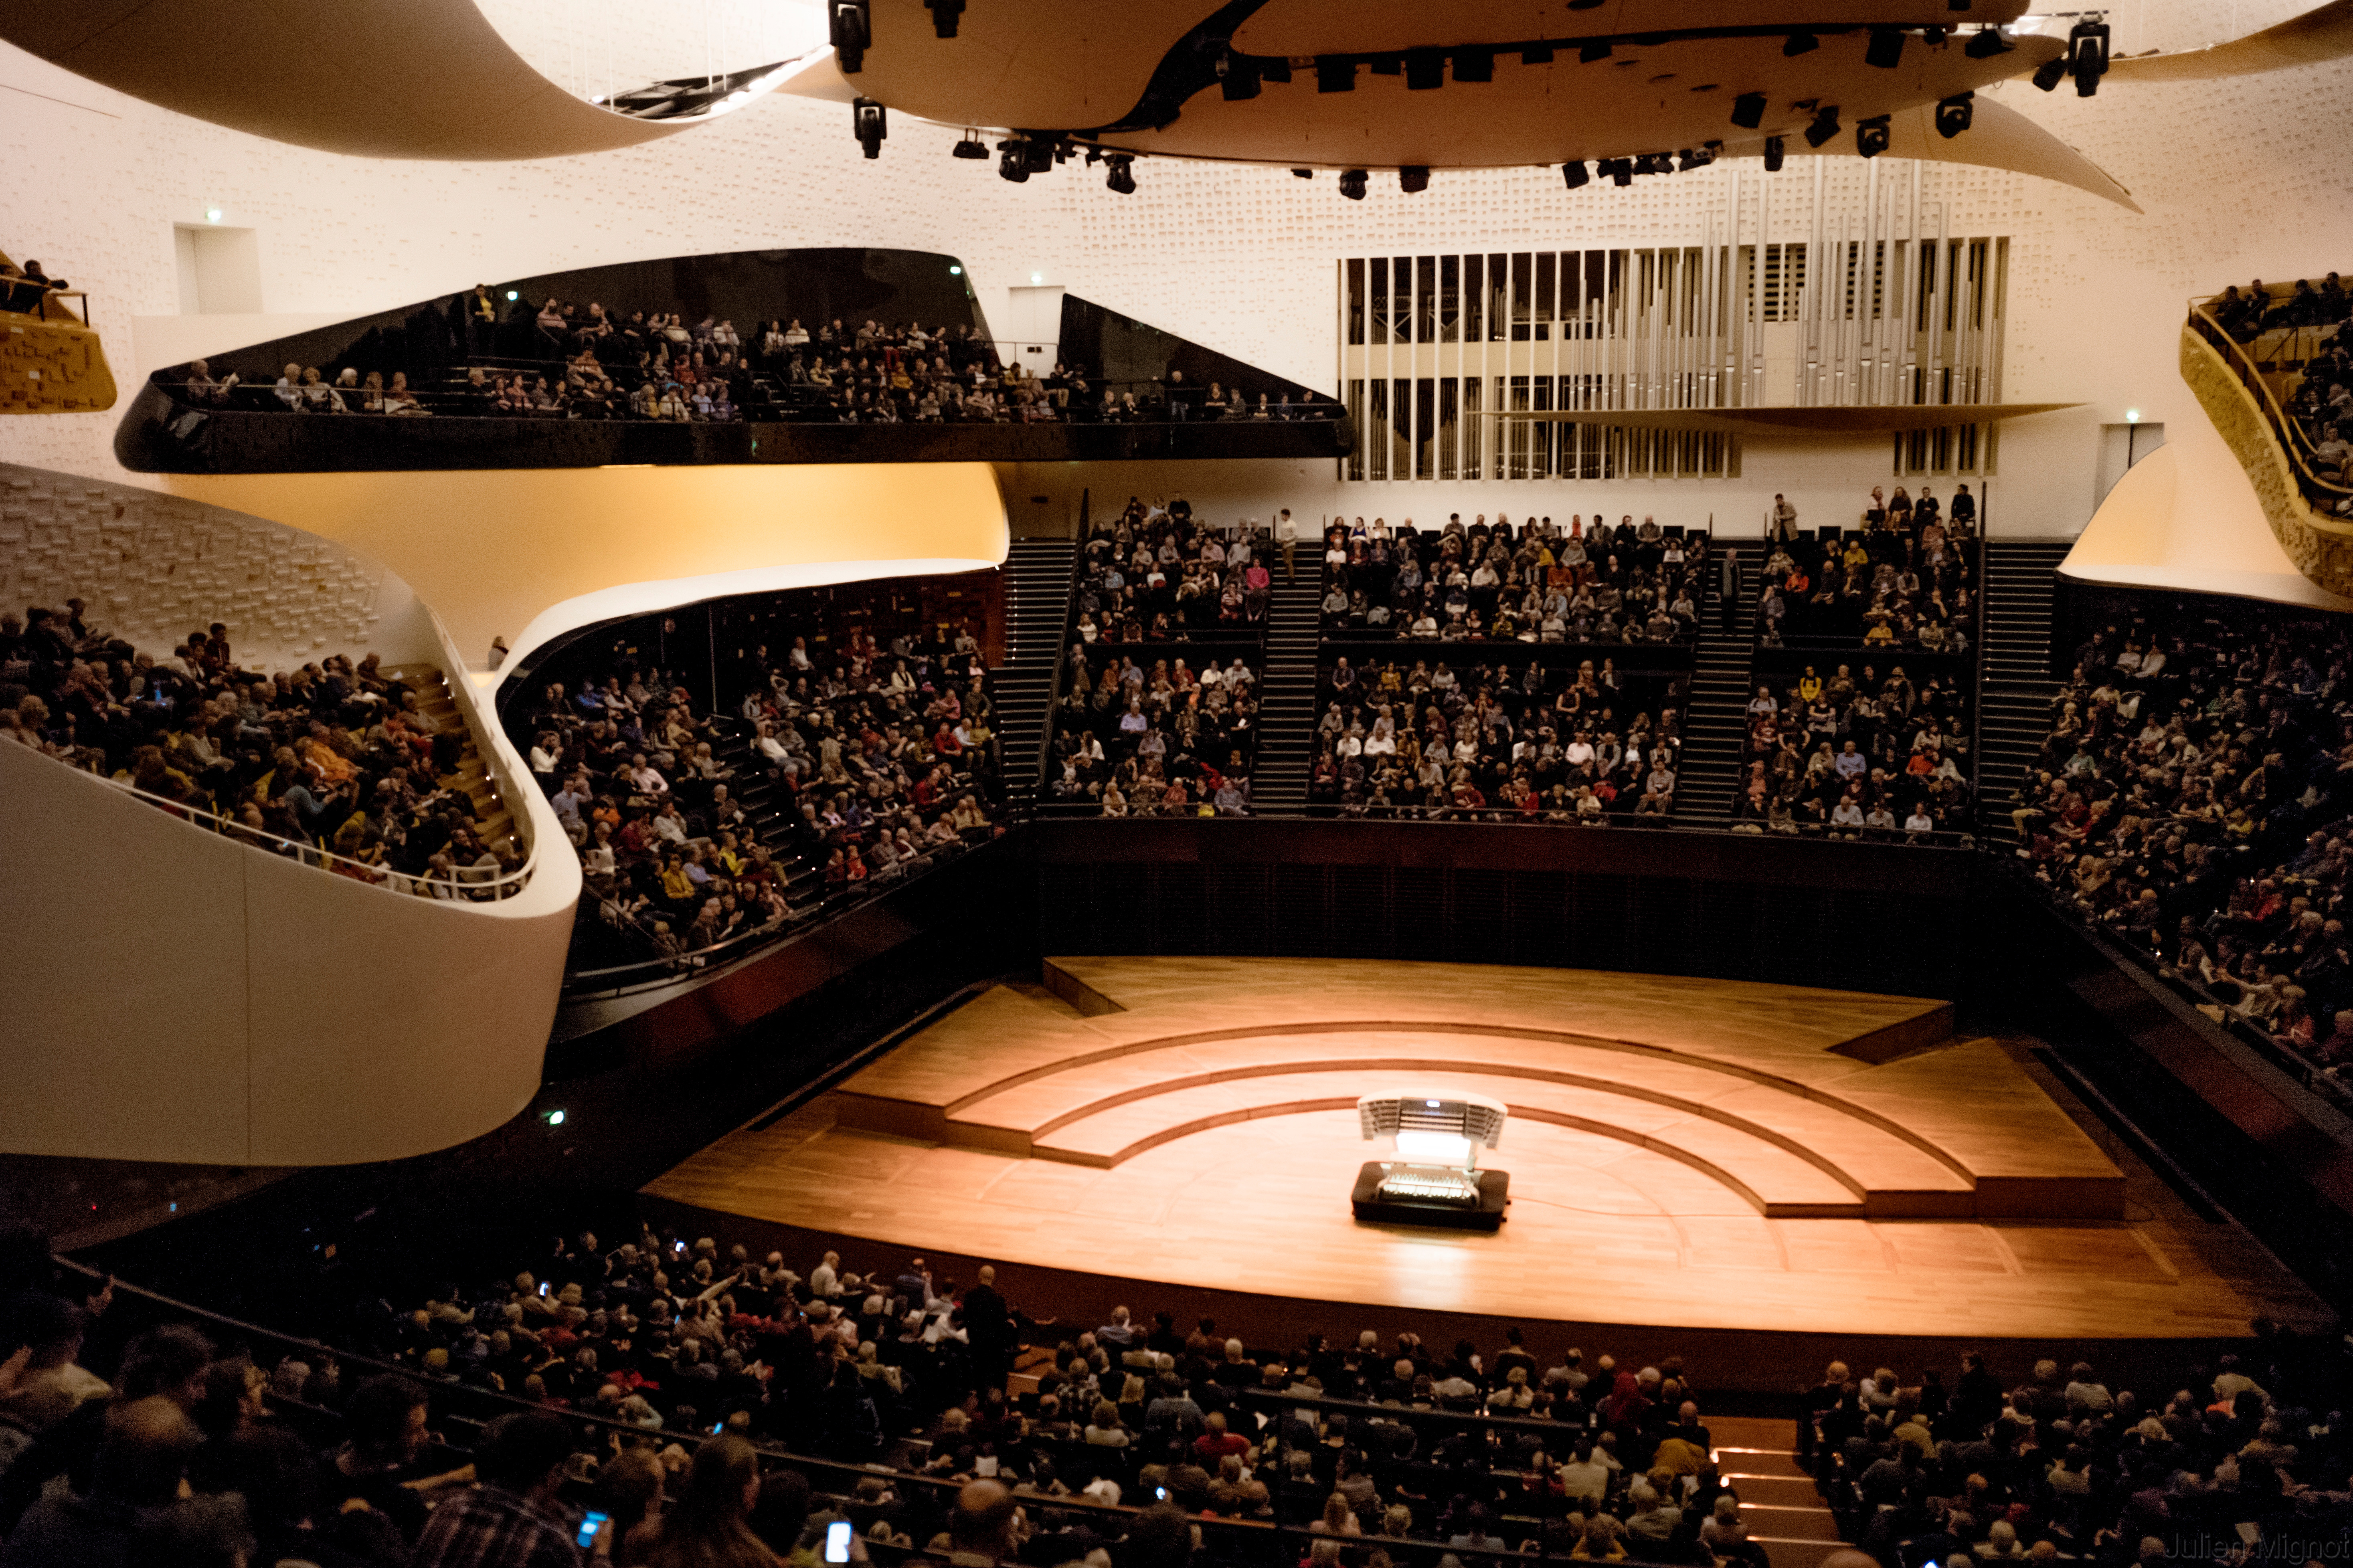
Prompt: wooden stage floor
<box><xmin>647</xmin><ymin>959</ymin><xmax>2329</xmax><ymax>1360</ymax></box>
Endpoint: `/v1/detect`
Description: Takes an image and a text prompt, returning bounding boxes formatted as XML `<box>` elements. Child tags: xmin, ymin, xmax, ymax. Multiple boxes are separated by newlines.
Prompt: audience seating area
<box><xmin>2195</xmin><ymin>271</ymin><xmax>2353</xmax><ymax>517</ymax></box>
<box><xmin>1309</xmin><ymin>654</ymin><xmax>1685</xmax><ymax>822</ymax></box>
<box><xmin>166</xmin><ymin>298</ymin><xmax>1339</xmax><ymax>430</ymax></box>
<box><xmin>1734</xmin><ymin>661</ymin><xmax>1974</xmax><ymax>839</ymax></box>
<box><xmin>7</xmin><ymin>1212</ymin><xmax>2351</xmax><ymax>1568</ymax></box>
<box><xmin>1049</xmin><ymin>647</ymin><xmax>1262</xmax><ymax>816</ymax></box>
<box><xmin>508</xmin><ymin>578</ymin><xmax>1008</xmax><ymax>984</ymax></box>
<box><xmin>1757</xmin><ymin>501</ymin><xmax>1978</xmax><ymax>653</ymax></box>
<box><xmin>1322</xmin><ymin>516</ymin><xmax>1704</xmax><ymax>646</ymax></box>
<box><xmin>2</xmin><ymin>600</ymin><xmax>522</xmax><ymax>897</ymax></box>
<box><xmin>2012</xmin><ymin>598</ymin><xmax>2353</xmax><ymax>1102</ymax></box>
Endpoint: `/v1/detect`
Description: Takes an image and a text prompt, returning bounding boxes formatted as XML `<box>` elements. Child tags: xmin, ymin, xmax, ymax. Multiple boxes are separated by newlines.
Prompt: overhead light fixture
<box><xmin>1964</xmin><ymin>26</ymin><xmax>2013</xmax><ymax>59</ymax></box>
<box><xmin>1031</xmin><ymin>271</ymin><xmax>1043</xmax><ymax>284</ymax></box>
<box><xmin>1316</xmin><ymin>55</ymin><xmax>1356</xmax><ymax>93</ymax></box>
<box><xmin>1338</xmin><ymin>168</ymin><xmax>1367</xmax><ymax>200</ymax></box>
<box><xmin>1221</xmin><ymin>54</ymin><xmax>1261</xmax><ymax>99</ymax></box>
<box><xmin>1763</xmin><ymin>135</ymin><xmax>1785</xmax><ymax>172</ymax></box>
<box><xmin>1855</xmin><ymin>115</ymin><xmax>1891</xmax><ymax>158</ymax></box>
<box><xmin>1580</xmin><ymin>40</ymin><xmax>1613</xmax><ymax>63</ymax></box>
<box><xmin>2031</xmin><ymin>54</ymin><xmax>2068</xmax><ymax>90</ymax></box>
<box><xmin>925</xmin><ymin>0</ymin><xmax>963</xmax><ymax>38</ymax></box>
<box><xmin>997</xmin><ymin>140</ymin><xmax>1030</xmax><ymax>182</ymax></box>
<box><xmin>948</xmin><ymin>265</ymin><xmax>962</xmax><ymax>275</ymax></box>
<box><xmin>1292</xmin><ymin>167</ymin><xmax>1314</xmax><ymax>178</ymax></box>
<box><xmin>1865</xmin><ymin>28</ymin><xmax>1906</xmax><ymax>69</ymax></box>
<box><xmin>1602</xmin><ymin>158</ymin><xmax>1633</xmax><ymax>186</ymax></box>
<box><xmin>1935</xmin><ymin>92</ymin><xmax>1974</xmax><ymax>137</ymax></box>
<box><xmin>1562</xmin><ymin>160</ymin><xmax>1590</xmax><ymax>190</ymax></box>
<box><xmin>1404</xmin><ymin>49</ymin><xmax>1444</xmax><ymax>90</ymax></box>
<box><xmin>852</xmin><ymin>97</ymin><xmax>887</xmax><ymax>159</ymax></box>
<box><xmin>1398</xmin><ymin>165</ymin><xmax>1430</xmax><ymax>193</ymax></box>
<box><xmin>1923</xmin><ymin>26</ymin><xmax>1948</xmax><ymax>45</ymax></box>
<box><xmin>1105</xmin><ymin>154</ymin><xmax>1136</xmax><ymax>194</ymax></box>
<box><xmin>1261</xmin><ymin>58</ymin><xmax>1292</xmax><ymax>83</ymax></box>
<box><xmin>1730</xmin><ymin>91</ymin><xmax>1766</xmax><ymax>129</ymax></box>
<box><xmin>1521</xmin><ymin>45</ymin><xmax>1554</xmax><ymax>64</ymax></box>
<box><xmin>205</xmin><ymin>206</ymin><xmax>224</xmax><ymax>224</ymax></box>
<box><xmin>1783</xmin><ymin>30</ymin><xmax>1819</xmax><ymax>57</ymax></box>
<box><xmin>2068</xmin><ymin>17</ymin><xmax>2110</xmax><ymax>95</ymax></box>
<box><xmin>952</xmin><ymin>132</ymin><xmax>989</xmax><ymax>159</ymax></box>
<box><xmin>1803</xmin><ymin>105</ymin><xmax>1841</xmax><ymax>147</ymax></box>
<box><xmin>1453</xmin><ymin>48</ymin><xmax>1494</xmax><ymax>83</ymax></box>
<box><xmin>1679</xmin><ymin>146</ymin><xmax>1714</xmax><ymax>172</ymax></box>
<box><xmin>828</xmin><ymin>0</ymin><xmax>870</xmax><ymax>72</ymax></box>
<box><xmin>1367</xmin><ymin>55</ymin><xmax>1402</xmax><ymax>75</ymax></box>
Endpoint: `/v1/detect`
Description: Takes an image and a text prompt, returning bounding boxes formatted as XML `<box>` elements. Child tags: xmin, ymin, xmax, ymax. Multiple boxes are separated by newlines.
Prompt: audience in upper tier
<box><xmin>1311</xmin><ymin>656</ymin><xmax>1682</xmax><ymax>821</ymax></box>
<box><xmin>2015</xmin><ymin>602</ymin><xmax>2353</xmax><ymax>1094</ymax></box>
<box><xmin>2205</xmin><ymin>273</ymin><xmax>2351</xmax><ymax>515</ymax></box>
<box><xmin>1075</xmin><ymin>499</ymin><xmax>1273</xmax><ymax>641</ymax></box>
<box><xmin>1</xmin><ymin>600</ymin><xmax>518</xmax><ymax>896</ymax></box>
<box><xmin>0</xmin><ymin>255</ymin><xmax>71</xmax><ymax>315</ymax></box>
<box><xmin>514</xmin><ymin>612</ymin><xmax>1007</xmax><ymax>975</ymax></box>
<box><xmin>1735</xmin><ymin>664</ymin><xmax>1973</xmax><ymax>839</ymax></box>
<box><xmin>1756</xmin><ymin>491</ymin><xmax>1977</xmax><ymax>651</ymax></box>
<box><xmin>1050</xmin><ymin>648</ymin><xmax>1260</xmax><ymax>816</ymax></box>
<box><xmin>2210</xmin><ymin>273</ymin><xmax>2351</xmax><ymax>341</ymax></box>
<box><xmin>1321</xmin><ymin>514</ymin><xmax>1706</xmax><ymax>646</ymax></box>
<box><xmin>12</xmin><ymin>1212</ymin><xmax>2353</xmax><ymax>1568</ymax></box>
<box><xmin>171</xmin><ymin>301</ymin><xmax>1332</xmax><ymax>428</ymax></box>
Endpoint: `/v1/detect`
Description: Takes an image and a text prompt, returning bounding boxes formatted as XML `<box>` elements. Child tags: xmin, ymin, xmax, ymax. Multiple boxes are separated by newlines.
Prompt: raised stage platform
<box><xmin>645</xmin><ymin>958</ymin><xmax>2330</xmax><ymax>1378</ymax></box>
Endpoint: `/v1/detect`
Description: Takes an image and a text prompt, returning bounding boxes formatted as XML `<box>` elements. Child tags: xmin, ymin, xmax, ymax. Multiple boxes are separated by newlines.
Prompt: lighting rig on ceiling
<box><xmin>852</xmin><ymin>97</ymin><xmax>887</xmax><ymax>159</ymax></box>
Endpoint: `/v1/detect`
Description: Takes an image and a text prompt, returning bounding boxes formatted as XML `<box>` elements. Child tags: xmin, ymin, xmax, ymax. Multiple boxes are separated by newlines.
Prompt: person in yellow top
<box><xmin>1797</xmin><ymin>667</ymin><xmax>1824</xmax><ymax>703</ymax></box>
<box><xmin>660</xmin><ymin>855</ymin><xmax>695</xmax><ymax>905</ymax></box>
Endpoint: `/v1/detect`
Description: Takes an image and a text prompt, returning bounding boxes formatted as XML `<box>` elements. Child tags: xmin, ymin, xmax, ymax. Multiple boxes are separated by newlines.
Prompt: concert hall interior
<box><xmin>8</xmin><ymin>4</ymin><xmax>2353</xmax><ymax>1568</ymax></box>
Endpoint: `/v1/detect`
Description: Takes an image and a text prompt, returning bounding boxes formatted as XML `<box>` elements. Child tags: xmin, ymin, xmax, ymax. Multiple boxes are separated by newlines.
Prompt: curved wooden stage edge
<box><xmin>644</xmin><ymin>959</ymin><xmax>2331</xmax><ymax>1391</ymax></box>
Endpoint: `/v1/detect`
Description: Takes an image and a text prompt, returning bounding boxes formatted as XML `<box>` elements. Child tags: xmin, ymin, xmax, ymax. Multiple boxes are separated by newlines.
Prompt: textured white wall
<box><xmin>3</xmin><ymin>28</ymin><xmax>2351</xmax><ymax>540</ymax></box>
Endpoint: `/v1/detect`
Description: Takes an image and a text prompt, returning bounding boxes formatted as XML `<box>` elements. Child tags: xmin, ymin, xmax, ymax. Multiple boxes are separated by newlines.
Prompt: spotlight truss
<box><xmin>1855</xmin><ymin>114</ymin><xmax>1890</xmax><ymax>158</ymax></box>
<box><xmin>2068</xmin><ymin>17</ymin><xmax>2110</xmax><ymax>95</ymax></box>
<box><xmin>1935</xmin><ymin>91</ymin><xmax>1973</xmax><ymax>138</ymax></box>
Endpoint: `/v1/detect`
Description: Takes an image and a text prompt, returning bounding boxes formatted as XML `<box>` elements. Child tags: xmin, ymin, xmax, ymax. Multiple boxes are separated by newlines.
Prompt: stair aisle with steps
<box><xmin>1712</xmin><ymin>1414</ymin><xmax>1846</xmax><ymax>1568</ymax></box>
<box><xmin>1245</xmin><ymin>567</ymin><xmax>1330</xmax><ymax>816</ymax></box>
<box><xmin>1975</xmin><ymin>539</ymin><xmax>2075</xmax><ymax>843</ymax></box>
<box><xmin>996</xmin><ymin>539</ymin><xmax>1080</xmax><ymax>814</ymax></box>
<box><xmin>384</xmin><ymin>663</ymin><xmax>517</xmax><ymax>855</ymax></box>
<box><xmin>1674</xmin><ymin>544</ymin><xmax>1761</xmax><ymax>822</ymax></box>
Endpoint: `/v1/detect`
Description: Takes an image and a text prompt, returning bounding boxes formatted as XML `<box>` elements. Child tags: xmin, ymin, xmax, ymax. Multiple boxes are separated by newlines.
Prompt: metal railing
<box><xmin>26</xmin><ymin>745</ymin><xmax>535</xmax><ymax>901</ymax></box>
<box><xmin>2186</xmin><ymin>291</ymin><xmax>2353</xmax><ymax>517</ymax></box>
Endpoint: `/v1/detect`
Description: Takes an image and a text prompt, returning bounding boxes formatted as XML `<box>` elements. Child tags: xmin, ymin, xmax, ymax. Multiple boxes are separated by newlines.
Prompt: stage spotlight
<box><xmin>1855</xmin><ymin>115</ymin><xmax>1890</xmax><ymax>158</ymax></box>
<box><xmin>1105</xmin><ymin>154</ymin><xmax>1136</xmax><ymax>194</ymax></box>
<box><xmin>1580</xmin><ymin>40</ymin><xmax>1613</xmax><ymax>63</ymax></box>
<box><xmin>1404</xmin><ymin>49</ymin><xmax>1445</xmax><ymax>89</ymax></box>
<box><xmin>1865</xmin><ymin>28</ymin><xmax>1906</xmax><ymax>68</ymax></box>
<box><xmin>1679</xmin><ymin>146</ymin><xmax>1714</xmax><ymax>172</ymax></box>
<box><xmin>1368</xmin><ymin>55</ymin><xmax>1401</xmax><ymax>75</ymax></box>
<box><xmin>829</xmin><ymin>0</ymin><xmax>870</xmax><ymax>72</ymax></box>
<box><xmin>2031</xmin><ymin>55</ymin><xmax>2068</xmax><ymax>90</ymax></box>
<box><xmin>997</xmin><ymin>140</ymin><xmax>1030</xmax><ymax>182</ymax></box>
<box><xmin>2068</xmin><ymin>17</ymin><xmax>2110</xmax><ymax>95</ymax></box>
<box><xmin>952</xmin><ymin>132</ymin><xmax>989</xmax><ymax>159</ymax></box>
<box><xmin>1454</xmin><ymin>48</ymin><xmax>1494</xmax><ymax>83</ymax></box>
<box><xmin>1562</xmin><ymin>160</ymin><xmax>1590</xmax><ymax>190</ymax></box>
<box><xmin>1221</xmin><ymin>53</ymin><xmax>1261</xmax><ymax>99</ymax></box>
<box><xmin>1604</xmin><ymin>158</ymin><xmax>1633</xmax><ymax>187</ymax></box>
<box><xmin>1803</xmin><ymin>105</ymin><xmax>1840</xmax><ymax>147</ymax></box>
<box><xmin>1935</xmin><ymin>91</ymin><xmax>1974</xmax><ymax>138</ymax></box>
<box><xmin>1339</xmin><ymin>168</ymin><xmax>1368</xmax><ymax>200</ymax></box>
<box><xmin>1261</xmin><ymin>57</ymin><xmax>1291</xmax><ymax>83</ymax></box>
<box><xmin>1923</xmin><ymin>26</ymin><xmax>1948</xmax><ymax>46</ymax></box>
<box><xmin>1964</xmin><ymin>26</ymin><xmax>2013</xmax><ymax>59</ymax></box>
<box><xmin>1316</xmin><ymin>55</ymin><xmax>1356</xmax><ymax>93</ymax></box>
<box><xmin>1521</xmin><ymin>45</ymin><xmax>1554</xmax><ymax>64</ymax></box>
<box><xmin>1783</xmin><ymin>30</ymin><xmax>1819</xmax><ymax>57</ymax></box>
<box><xmin>1764</xmin><ymin>135</ymin><xmax>1785</xmax><ymax>172</ymax></box>
<box><xmin>1030</xmin><ymin>139</ymin><xmax>1058</xmax><ymax>172</ymax></box>
<box><xmin>925</xmin><ymin>0</ymin><xmax>963</xmax><ymax>38</ymax></box>
<box><xmin>1730</xmin><ymin>91</ymin><xmax>1766</xmax><ymax>129</ymax></box>
<box><xmin>1292</xmin><ymin>167</ymin><xmax>1314</xmax><ymax>178</ymax></box>
<box><xmin>1399</xmin><ymin>165</ymin><xmax>1430</xmax><ymax>193</ymax></box>
<box><xmin>852</xmin><ymin>97</ymin><xmax>887</xmax><ymax>159</ymax></box>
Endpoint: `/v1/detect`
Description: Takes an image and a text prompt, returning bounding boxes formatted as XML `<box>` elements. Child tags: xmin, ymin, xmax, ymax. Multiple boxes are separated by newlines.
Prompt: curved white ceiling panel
<box><xmin>0</xmin><ymin>0</ymin><xmax>753</xmax><ymax>160</ymax></box>
<box><xmin>1233</xmin><ymin>0</ymin><xmax>2037</xmax><ymax>58</ymax></box>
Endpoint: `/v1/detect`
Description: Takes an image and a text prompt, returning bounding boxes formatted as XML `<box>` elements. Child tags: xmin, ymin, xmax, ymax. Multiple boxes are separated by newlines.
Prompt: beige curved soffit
<box><xmin>1719</xmin><ymin>95</ymin><xmax>2139</xmax><ymax>212</ymax></box>
<box><xmin>161</xmin><ymin>463</ymin><xmax>1012</xmax><ymax>679</ymax></box>
<box><xmin>0</xmin><ymin>0</ymin><xmax>811</xmax><ymax>160</ymax></box>
<box><xmin>829</xmin><ymin>0</ymin><xmax>1197</xmax><ymax>135</ymax></box>
<box><xmin>2105</xmin><ymin>0</ymin><xmax>2353</xmax><ymax>81</ymax></box>
<box><xmin>1233</xmin><ymin>0</ymin><xmax>2037</xmax><ymax>58</ymax></box>
<box><xmin>2062</xmin><ymin>444</ymin><xmax>2353</xmax><ymax>612</ymax></box>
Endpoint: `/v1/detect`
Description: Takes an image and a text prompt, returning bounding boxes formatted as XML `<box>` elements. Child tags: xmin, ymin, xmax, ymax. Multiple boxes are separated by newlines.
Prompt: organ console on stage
<box><xmin>1352</xmin><ymin>1091</ymin><xmax>1511</xmax><ymax>1230</ymax></box>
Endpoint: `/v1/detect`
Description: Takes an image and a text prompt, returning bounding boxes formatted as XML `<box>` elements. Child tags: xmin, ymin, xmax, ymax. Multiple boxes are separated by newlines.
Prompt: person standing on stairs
<box><xmin>1278</xmin><ymin>510</ymin><xmax>1298</xmax><ymax>583</ymax></box>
